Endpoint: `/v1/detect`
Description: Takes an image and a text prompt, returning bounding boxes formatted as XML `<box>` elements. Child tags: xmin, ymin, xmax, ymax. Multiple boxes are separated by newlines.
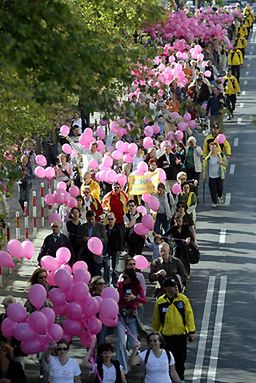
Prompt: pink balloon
<box><xmin>73</xmin><ymin>269</ymin><xmax>91</xmax><ymax>284</ymax></box>
<box><xmin>57</xmin><ymin>181</ymin><xmax>67</xmax><ymax>190</ymax></box>
<box><xmin>88</xmin><ymin>159</ymin><xmax>99</xmax><ymax>170</ymax></box>
<box><xmin>20</xmin><ymin>338</ymin><xmax>42</xmax><ymax>354</ymax></box>
<box><xmin>60</xmin><ymin>125</ymin><xmax>70</xmax><ymax>137</ymax></box>
<box><xmin>0</xmin><ymin>251</ymin><xmax>15</xmax><ymax>268</ymax></box>
<box><xmin>144</xmin><ymin>126</ymin><xmax>153</xmax><ymax>137</ymax></box>
<box><xmin>40</xmin><ymin>256</ymin><xmax>59</xmax><ymax>272</ymax></box>
<box><xmin>88</xmin><ymin>237</ymin><xmax>103</xmax><ymax>256</ymax></box>
<box><xmin>147</xmin><ymin>196</ymin><xmax>160</xmax><ymax>211</ymax></box>
<box><xmin>56</xmin><ymin>247</ymin><xmax>71</xmax><ymax>264</ymax></box>
<box><xmin>136</xmin><ymin>205</ymin><xmax>147</xmax><ymax>216</ymax></box>
<box><xmin>45</xmin><ymin>194</ymin><xmax>55</xmax><ymax>205</ymax></box>
<box><xmin>69</xmin><ymin>185</ymin><xmax>80</xmax><ymax>198</ymax></box>
<box><xmin>141</xmin><ymin>214</ymin><xmax>154</xmax><ymax>230</ymax></box>
<box><xmin>72</xmin><ymin>261</ymin><xmax>88</xmax><ymax>272</ymax></box>
<box><xmin>143</xmin><ymin>137</ymin><xmax>153</xmax><ymax>149</ymax></box>
<box><xmin>115</xmin><ymin>141</ymin><xmax>125</xmax><ymax>152</ymax></box>
<box><xmin>13</xmin><ymin>323</ymin><xmax>36</xmax><ymax>341</ymax></box>
<box><xmin>34</xmin><ymin>166</ymin><xmax>46</xmax><ymax>179</ymax></box>
<box><xmin>96</xmin><ymin>140</ymin><xmax>105</xmax><ymax>152</ymax></box>
<box><xmin>63</xmin><ymin>319</ymin><xmax>82</xmax><ymax>336</ymax></box>
<box><xmin>137</xmin><ymin>162</ymin><xmax>148</xmax><ymax>173</ymax></box>
<box><xmin>46</xmin><ymin>271</ymin><xmax>56</xmax><ymax>286</ymax></box>
<box><xmin>188</xmin><ymin>120</ymin><xmax>196</xmax><ymax>129</ymax></box>
<box><xmin>80</xmin><ymin>330</ymin><xmax>95</xmax><ymax>348</ymax></box>
<box><xmin>48</xmin><ymin>212</ymin><xmax>61</xmax><ymax>224</ymax></box>
<box><xmin>106</xmin><ymin>170</ymin><xmax>118</xmax><ymax>184</ymax></box>
<box><xmin>7</xmin><ymin>303</ymin><xmax>27</xmax><ymax>323</ymax></box>
<box><xmin>21</xmin><ymin>240</ymin><xmax>35</xmax><ymax>260</ymax></box>
<box><xmin>175</xmin><ymin>130</ymin><xmax>184</xmax><ymax>142</ymax></box>
<box><xmin>65</xmin><ymin>302</ymin><xmax>83</xmax><ymax>320</ymax></box>
<box><xmin>48</xmin><ymin>288</ymin><xmax>66</xmax><ymax>305</ymax></box>
<box><xmin>40</xmin><ymin>307</ymin><xmax>55</xmax><ymax>326</ymax></box>
<box><xmin>7</xmin><ymin>239</ymin><xmax>23</xmax><ymax>259</ymax></box>
<box><xmin>96</xmin><ymin>127</ymin><xmax>106</xmax><ymax>140</ymax></box>
<box><xmin>102</xmin><ymin>155</ymin><xmax>113</xmax><ymax>168</ymax></box>
<box><xmin>28</xmin><ymin>311</ymin><xmax>48</xmax><ymax>334</ymax></box>
<box><xmin>216</xmin><ymin>134</ymin><xmax>226</xmax><ymax>144</ymax></box>
<box><xmin>48</xmin><ymin>323</ymin><xmax>63</xmax><ymax>342</ymax></box>
<box><xmin>54</xmin><ymin>189</ymin><xmax>68</xmax><ymax>204</ymax></box>
<box><xmin>112</xmin><ymin>150</ymin><xmax>123</xmax><ymax>161</ymax></box>
<box><xmin>178</xmin><ymin>122</ymin><xmax>187</xmax><ymax>131</ymax></box>
<box><xmin>134</xmin><ymin>255</ymin><xmax>149</xmax><ymax>270</ymax></box>
<box><xmin>28</xmin><ymin>284</ymin><xmax>47</xmax><ymax>310</ymax></box>
<box><xmin>61</xmin><ymin>144</ymin><xmax>73</xmax><ymax>154</ymax></box>
<box><xmin>84</xmin><ymin>127</ymin><xmax>93</xmax><ymax>136</ymax></box>
<box><xmin>1</xmin><ymin>318</ymin><xmax>15</xmax><ymax>338</ymax></box>
<box><xmin>82</xmin><ymin>297</ymin><xmax>99</xmax><ymax>317</ymax></box>
<box><xmin>142</xmin><ymin>193</ymin><xmax>151</xmax><ymax>203</ymax></box>
<box><xmin>99</xmin><ymin>314</ymin><xmax>118</xmax><ymax>328</ymax></box>
<box><xmin>100</xmin><ymin>298</ymin><xmax>118</xmax><ymax>319</ymax></box>
<box><xmin>87</xmin><ymin>316</ymin><xmax>102</xmax><ymax>335</ymax></box>
<box><xmin>128</xmin><ymin>143</ymin><xmax>138</xmax><ymax>156</ymax></box>
<box><xmin>172</xmin><ymin>183</ymin><xmax>182</xmax><ymax>194</ymax></box>
<box><xmin>171</xmin><ymin>112</ymin><xmax>180</xmax><ymax>119</ymax></box>
<box><xmin>183</xmin><ymin>112</ymin><xmax>191</xmax><ymax>121</ymax></box>
<box><xmin>152</xmin><ymin>124</ymin><xmax>161</xmax><ymax>134</ymax></box>
<box><xmin>45</xmin><ymin>167</ymin><xmax>55</xmax><ymax>180</ymax></box>
<box><xmin>123</xmin><ymin>154</ymin><xmax>133</xmax><ymax>163</ymax></box>
<box><xmin>67</xmin><ymin>197</ymin><xmax>78</xmax><ymax>209</ymax></box>
<box><xmin>102</xmin><ymin>287</ymin><xmax>119</xmax><ymax>302</ymax></box>
<box><xmin>54</xmin><ymin>268</ymin><xmax>73</xmax><ymax>290</ymax></box>
<box><xmin>134</xmin><ymin>223</ymin><xmax>149</xmax><ymax>236</ymax></box>
<box><xmin>53</xmin><ymin>303</ymin><xmax>67</xmax><ymax>316</ymax></box>
<box><xmin>35</xmin><ymin>155</ymin><xmax>47</xmax><ymax>167</ymax></box>
<box><xmin>116</xmin><ymin>173</ymin><xmax>127</xmax><ymax>187</ymax></box>
<box><xmin>70</xmin><ymin>281</ymin><xmax>89</xmax><ymax>302</ymax></box>
<box><xmin>204</xmin><ymin>70</ymin><xmax>212</xmax><ymax>78</ymax></box>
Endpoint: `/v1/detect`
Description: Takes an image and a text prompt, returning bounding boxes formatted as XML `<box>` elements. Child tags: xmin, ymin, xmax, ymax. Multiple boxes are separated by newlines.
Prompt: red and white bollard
<box><xmin>15</xmin><ymin>211</ymin><xmax>20</xmax><ymax>240</ymax></box>
<box><xmin>24</xmin><ymin>201</ymin><xmax>29</xmax><ymax>239</ymax></box>
<box><xmin>40</xmin><ymin>182</ymin><xmax>45</xmax><ymax>228</ymax></box>
<box><xmin>32</xmin><ymin>191</ymin><xmax>37</xmax><ymax>238</ymax></box>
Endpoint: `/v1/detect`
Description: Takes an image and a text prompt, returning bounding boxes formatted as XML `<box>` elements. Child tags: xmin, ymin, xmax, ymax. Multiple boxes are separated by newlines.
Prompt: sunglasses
<box><xmin>128</xmin><ymin>263</ymin><xmax>135</xmax><ymax>266</ymax></box>
<box><xmin>52</xmin><ymin>225</ymin><xmax>59</xmax><ymax>228</ymax></box>
<box><xmin>84</xmin><ymin>191</ymin><xmax>90</xmax><ymax>194</ymax></box>
<box><xmin>57</xmin><ymin>347</ymin><xmax>68</xmax><ymax>351</ymax></box>
<box><xmin>96</xmin><ymin>282</ymin><xmax>105</xmax><ymax>285</ymax></box>
<box><xmin>107</xmin><ymin>218</ymin><xmax>114</xmax><ymax>221</ymax></box>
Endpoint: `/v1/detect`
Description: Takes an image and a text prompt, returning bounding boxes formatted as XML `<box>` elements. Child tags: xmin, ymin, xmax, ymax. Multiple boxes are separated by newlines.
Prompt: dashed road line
<box><xmin>219</xmin><ymin>229</ymin><xmax>226</xmax><ymax>244</ymax></box>
<box><xmin>229</xmin><ymin>164</ymin><xmax>235</xmax><ymax>174</ymax></box>
<box><xmin>241</xmin><ymin>91</ymin><xmax>246</xmax><ymax>96</ymax></box>
<box><xmin>224</xmin><ymin>193</ymin><xmax>231</xmax><ymax>206</ymax></box>
<box><xmin>239</xmin><ymin>103</ymin><xmax>244</xmax><ymax>108</ymax></box>
<box><xmin>238</xmin><ymin>117</ymin><xmax>242</xmax><ymax>125</ymax></box>
<box><xmin>234</xmin><ymin>138</ymin><xmax>239</xmax><ymax>147</ymax></box>
<box><xmin>244</xmin><ymin>80</ymin><xmax>248</xmax><ymax>85</ymax></box>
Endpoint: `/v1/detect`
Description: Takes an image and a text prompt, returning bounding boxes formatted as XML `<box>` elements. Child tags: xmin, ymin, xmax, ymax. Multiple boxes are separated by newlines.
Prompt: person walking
<box><xmin>202</xmin><ymin>142</ymin><xmax>228</xmax><ymax>207</ymax></box>
<box><xmin>154</xmin><ymin>183</ymin><xmax>176</xmax><ymax>235</ymax></box>
<box><xmin>152</xmin><ymin>278</ymin><xmax>196</xmax><ymax>382</ymax></box>
<box><xmin>223</xmin><ymin>68</ymin><xmax>240</xmax><ymax>120</ymax></box>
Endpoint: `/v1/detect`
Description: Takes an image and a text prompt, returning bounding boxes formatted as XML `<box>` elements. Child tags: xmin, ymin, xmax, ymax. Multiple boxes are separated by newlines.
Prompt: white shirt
<box><xmin>92</xmin><ymin>363</ymin><xmax>124</xmax><ymax>383</ymax></box>
<box><xmin>49</xmin><ymin>356</ymin><xmax>81</xmax><ymax>383</ymax></box>
<box><xmin>139</xmin><ymin>349</ymin><xmax>175</xmax><ymax>383</ymax></box>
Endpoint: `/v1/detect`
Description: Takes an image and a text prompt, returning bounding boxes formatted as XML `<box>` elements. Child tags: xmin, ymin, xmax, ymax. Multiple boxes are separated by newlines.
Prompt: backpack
<box><xmin>186</xmin><ymin>242</ymin><xmax>200</xmax><ymax>264</ymax></box>
<box><xmin>141</xmin><ymin>349</ymin><xmax>171</xmax><ymax>382</ymax></box>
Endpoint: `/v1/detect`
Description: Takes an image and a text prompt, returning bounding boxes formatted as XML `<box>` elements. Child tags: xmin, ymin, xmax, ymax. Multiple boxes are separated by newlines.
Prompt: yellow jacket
<box><xmin>153</xmin><ymin>293</ymin><xmax>196</xmax><ymax>336</ymax></box>
<box><xmin>235</xmin><ymin>36</ymin><xmax>247</xmax><ymax>49</ymax></box>
<box><xmin>224</xmin><ymin>75</ymin><xmax>240</xmax><ymax>95</ymax></box>
<box><xmin>80</xmin><ymin>179</ymin><xmax>101</xmax><ymax>201</ymax></box>
<box><xmin>203</xmin><ymin>134</ymin><xmax>231</xmax><ymax>158</ymax></box>
<box><xmin>228</xmin><ymin>49</ymin><xmax>243</xmax><ymax>66</ymax></box>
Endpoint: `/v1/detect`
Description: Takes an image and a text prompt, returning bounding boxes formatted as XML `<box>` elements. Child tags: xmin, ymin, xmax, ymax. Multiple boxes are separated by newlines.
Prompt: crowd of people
<box><xmin>0</xmin><ymin>3</ymin><xmax>254</xmax><ymax>383</ymax></box>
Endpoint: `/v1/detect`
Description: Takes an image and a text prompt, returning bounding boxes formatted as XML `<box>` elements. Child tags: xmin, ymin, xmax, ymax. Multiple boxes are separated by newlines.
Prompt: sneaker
<box><xmin>226</xmin><ymin>116</ymin><xmax>232</xmax><ymax>121</ymax></box>
<box><xmin>218</xmin><ymin>197</ymin><xmax>224</xmax><ymax>204</ymax></box>
<box><xmin>212</xmin><ymin>203</ymin><xmax>217</xmax><ymax>208</ymax></box>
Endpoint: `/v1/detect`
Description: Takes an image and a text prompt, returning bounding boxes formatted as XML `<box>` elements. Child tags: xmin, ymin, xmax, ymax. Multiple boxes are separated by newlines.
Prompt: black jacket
<box><xmin>106</xmin><ymin>224</ymin><xmax>123</xmax><ymax>253</ymax></box>
<box><xmin>158</xmin><ymin>153</ymin><xmax>182</xmax><ymax>181</ymax></box>
<box><xmin>38</xmin><ymin>233</ymin><xmax>71</xmax><ymax>262</ymax></box>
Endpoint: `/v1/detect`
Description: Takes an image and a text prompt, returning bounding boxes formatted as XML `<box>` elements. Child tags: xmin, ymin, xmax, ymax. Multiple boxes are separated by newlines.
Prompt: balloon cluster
<box><xmin>1</xmin><ymin>258</ymin><xmax>119</xmax><ymax>354</ymax></box>
<box><xmin>34</xmin><ymin>155</ymin><xmax>55</xmax><ymax>180</ymax></box>
<box><xmin>0</xmin><ymin>239</ymin><xmax>35</xmax><ymax>268</ymax></box>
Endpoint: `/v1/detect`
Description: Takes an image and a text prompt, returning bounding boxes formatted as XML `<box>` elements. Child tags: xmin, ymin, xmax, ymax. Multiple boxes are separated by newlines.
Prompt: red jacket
<box><xmin>118</xmin><ymin>280</ymin><xmax>147</xmax><ymax>314</ymax></box>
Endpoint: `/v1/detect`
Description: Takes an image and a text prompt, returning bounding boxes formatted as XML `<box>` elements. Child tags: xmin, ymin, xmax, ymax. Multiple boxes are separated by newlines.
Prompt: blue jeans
<box><xmin>116</xmin><ymin>315</ymin><xmax>138</xmax><ymax>373</ymax></box>
<box><xmin>154</xmin><ymin>213</ymin><xmax>169</xmax><ymax>234</ymax></box>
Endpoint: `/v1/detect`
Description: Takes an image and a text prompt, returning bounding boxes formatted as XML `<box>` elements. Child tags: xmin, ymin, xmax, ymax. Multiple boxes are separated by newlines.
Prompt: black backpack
<box><xmin>186</xmin><ymin>243</ymin><xmax>200</xmax><ymax>264</ymax></box>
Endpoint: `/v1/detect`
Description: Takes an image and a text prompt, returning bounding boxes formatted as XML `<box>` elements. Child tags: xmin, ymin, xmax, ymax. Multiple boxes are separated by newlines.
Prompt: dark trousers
<box><xmin>226</xmin><ymin>94</ymin><xmax>237</xmax><ymax>114</ymax></box>
<box><xmin>163</xmin><ymin>334</ymin><xmax>188</xmax><ymax>380</ymax></box>
<box><xmin>186</xmin><ymin>168</ymin><xmax>201</xmax><ymax>185</ymax></box>
<box><xmin>209</xmin><ymin>177</ymin><xmax>223</xmax><ymax>204</ymax></box>
<box><xmin>127</xmin><ymin>233</ymin><xmax>145</xmax><ymax>257</ymax></box>
<box><xmin>103</xmin><ymin>251</ymin><xmax>119</xmax><ymax>286</ymax></box>
<box><xmin>231</xmin><ymin>65</ymin><xmax>240</xmax><ymax>82</ymax></box>
<box><xmin>154</xmin><ymin>213</ymin><xmax>169</xmax><ymax>234</ymax></box>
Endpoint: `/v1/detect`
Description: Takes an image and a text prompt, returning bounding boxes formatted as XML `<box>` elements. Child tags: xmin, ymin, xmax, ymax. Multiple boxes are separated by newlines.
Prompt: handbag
<box><xmin>186</xmin><ymin>242</ymin><xmax>200</xmax><ymax>264</ymax></box>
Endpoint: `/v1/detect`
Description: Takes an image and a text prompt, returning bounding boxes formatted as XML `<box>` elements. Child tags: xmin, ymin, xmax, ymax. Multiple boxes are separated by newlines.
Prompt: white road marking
<box><xmin>234</xmin><ymin>138</ymin><xmax>239</xmax><ymax>147</ymax></box>
<box><xmin>246</xmin><ymin>64</ymin><xmax>251</xmax><ymax>68</ymax></box>
<box><xmin>193</xmin><ymin>276</ymin><xmax>216</xmax><ymax>382</ymax></box>
<box><xmin>219</xmin><ymin>229</ymin><xmax>226</xmax><ymax>244</ymax></box>
<box><xmin>244</xmin><ymin>80</ymin><xmax>248</xmax><ymax>85</ymax></box>
<box><xmin>225</xmin><ymin>193</ymin><xmax>231</xmax><ymax>206</ymax></box>
<box><xmin>239</xmin><ymin>103</ymin><xmax>244</xmax><ymax>108</ymax></box>
<box><xmin>238</xmin><ymin>117</ymin><xmax>242</xmax><ymax>125</ymax></box>
<box><xmin>241</xmin><ymin>91</ymin><xmax>246</xmax><ymax>96</ymax></box>
<box><xmin>248</xmin><ymin>56</ymin><xmax>252</xmax><ymax>61</ymax></box>
<box><xmin>246</xmin><ymin>71</ymin><xmax>249</xmax><ymax>75</ymax></box>
<box><xmin>207</xmin><ymin>276</ymin><xmax>227</xmax><ymax>383</ymax></box>
<box><xmin>229</xmin><ymin>164</ymin><xmax>235</xmax><ymax>174</ymax></box>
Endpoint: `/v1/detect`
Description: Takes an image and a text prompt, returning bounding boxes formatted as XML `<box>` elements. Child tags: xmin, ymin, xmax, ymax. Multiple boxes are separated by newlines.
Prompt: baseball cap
<box><xmin>163</xmin><ymin>278</ymin><xmax>178</xmax><ymax>288</ymax></box>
